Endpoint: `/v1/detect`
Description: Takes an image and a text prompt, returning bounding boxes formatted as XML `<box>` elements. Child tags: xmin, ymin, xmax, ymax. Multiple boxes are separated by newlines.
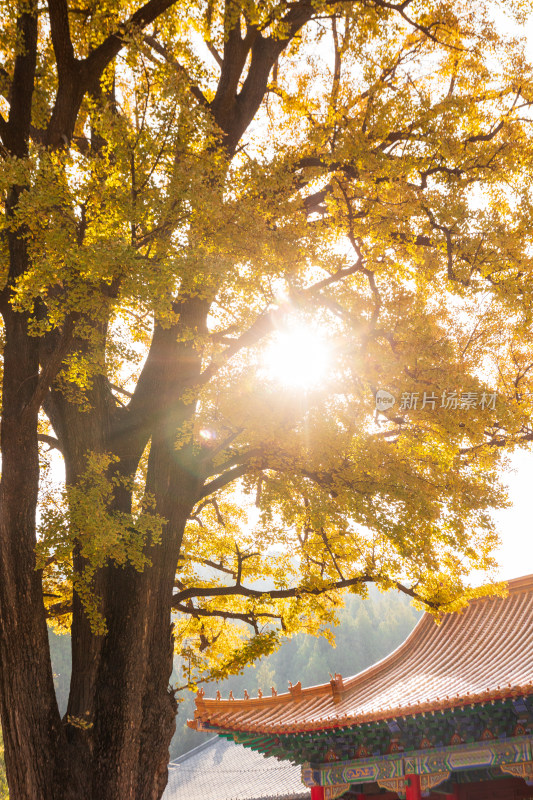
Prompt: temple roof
<box><xmin>191</xmin><ymin>575</ymin><xmax>533</xmax><ymax>735</ymax></box>
<box><xmin>162</xmin><ymin>736</ymin><xmax>309</xmax><ymax>800</ymax></box>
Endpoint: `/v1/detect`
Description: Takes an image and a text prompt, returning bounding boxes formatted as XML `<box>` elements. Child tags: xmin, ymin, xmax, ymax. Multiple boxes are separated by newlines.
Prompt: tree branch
<box><xmin>38</xmin><ymin>433</ymin><xmax>63</xmax><ymax>453</ymax></box>
<box><xmin>199</xmin><ymin>463</ymin><xmax>250</xmax><ymax>500</ymax></box>
<box><xmin>84</xmin><ymin>0</ymin><xmax>181</xmax><ymax>80</ymax></box>
<box><xmin>173</xmin><ymin>601</ymin><xmax>281</xmax><ymax>632</ymax></box>
<box><xmin>50</xmin><ymin>575</ymin><xmax>443</xmax><ymax>623</ymax></box>
<box><xmin>46</xmin><ymin>600</ymin><xmax>72</xmax><ymax>618</ymax></box>
<box><xmin>172</xmin><ymin>573</ymin><xmax>443</xmax><ymax>610</ymax></box>
<box><xmin>24</xmin><ymin>317</ymin><xmax>74</xmax><ymax>421</ymax></box>
<box><xmin>177</xmin><ymin>555</ymin><xmax>236</xmax><ymax>579</ymax></box>
<box><xmin>173</xmin><ymin>574</ymin><xmax>372</xmax><ymax>604</ymax></box>
<box><xmin>110</xmin><ymin>382</ymin><xmax>134</xmax><ymax>399</ymax></box>
<box><xmin>46</xmin><ymin>0</ymin><xmax>182</xmax><ymax>146</ymax></box>
<box><xmin>205</xmin><ymin>40</ymin><xmax>223</xmax><ymax>67</ymax></box>
<box><xmin>211</xmin><ymin>0</ymin><xmax>317</xmax><ymax>151</ymax></box>
<box><xmin>200</xmin><ymin>249</ymin><xmax>378</xmax><ymax>388</ymax></box>
<box><xmin>365</xmin><ymin>0</ymin><xmax>464</xmax><ymax>51</ymax></box>
<box><xmin>465</xmin><ymin>120</ymin><xmax>504</xmax><ymax>144</ymax></box>
<box><xmin>47</xmin><ymin>0</ymin><xmax>75</xmax><ymax>79</ymax></box>
<box><xmin>143</xmin><ymin>35</ymin><xmax>208</xmax><ymax>106</ymax></box>
<box><xmin>5</xmin><ymin>2</ymin><xmax>38</xmax><ymax>156</ymax></box>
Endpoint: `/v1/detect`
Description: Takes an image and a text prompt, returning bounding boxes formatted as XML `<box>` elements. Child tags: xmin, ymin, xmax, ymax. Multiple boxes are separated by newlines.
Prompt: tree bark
<box><xmin>88</xmin><ymin>303</ymin><xmax>208</xmax><ymax>799</ymax></box>
<box><xmin>37</xmin><ymin>298</ymin><xmax>209</xmax><ymax>800</ymax></box>
<box><xmin>0</xmin><ymin>215</ymin><xmax>69</xmax><ymax>799</ymax></box>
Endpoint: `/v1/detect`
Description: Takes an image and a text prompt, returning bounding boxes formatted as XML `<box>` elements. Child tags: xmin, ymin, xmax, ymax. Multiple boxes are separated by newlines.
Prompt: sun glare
<box><xmin>261</xmin><ymin>325</ymin><xmax>331</xmax><ymax>389</ymax></box>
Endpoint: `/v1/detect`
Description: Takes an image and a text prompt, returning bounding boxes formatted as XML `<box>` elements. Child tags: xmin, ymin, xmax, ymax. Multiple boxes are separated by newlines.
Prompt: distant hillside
<box><xmin>170</xmin><ymin>586</ymin><xmax>421</xmax><ymax>758</ymax></box>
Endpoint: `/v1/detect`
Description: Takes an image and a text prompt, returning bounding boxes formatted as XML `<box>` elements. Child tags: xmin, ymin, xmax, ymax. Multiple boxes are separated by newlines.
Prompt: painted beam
<box><xmin>302</xmin><ymin>734</ymin><xmax>533</xmax><ymax>790</ymax></box>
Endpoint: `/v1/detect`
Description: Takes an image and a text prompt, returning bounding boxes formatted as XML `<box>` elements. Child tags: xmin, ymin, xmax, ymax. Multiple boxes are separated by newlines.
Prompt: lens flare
<box><xmin>261</xmin><ymin>325</ymin><xmax>330</xmax><ymax>389</ymax></box>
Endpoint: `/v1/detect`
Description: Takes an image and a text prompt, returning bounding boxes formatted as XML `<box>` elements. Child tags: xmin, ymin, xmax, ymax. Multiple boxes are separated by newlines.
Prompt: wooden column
<box><xmin>405</xmin><ymin>774</ymin><xmax>422</xmax><ymax>800</ymax></box>
<box><xmin>311</xmin><ymin>787</ymin><xmax>325</xmax><ymax>800</ymax></box>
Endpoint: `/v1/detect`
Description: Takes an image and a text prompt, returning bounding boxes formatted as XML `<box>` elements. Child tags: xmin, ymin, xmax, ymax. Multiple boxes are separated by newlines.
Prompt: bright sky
<box><xmin>492</xmin><ymin>449</ymin><xmax>533</xmax><ymax>580</ymax></box>
<box><xmin>483</xmin><ymin>8</ymin><xmax>533</xmax><ymax>582</ymax></box>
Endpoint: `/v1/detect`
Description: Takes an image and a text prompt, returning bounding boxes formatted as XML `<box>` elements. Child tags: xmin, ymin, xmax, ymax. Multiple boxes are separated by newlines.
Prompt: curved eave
<box><xmin>190</xmin><ymin>575</ymin><xmax>533</xmax><ymax>737</ymax></box>
<box><xmin>190</xmin><ymin>684</ymin><xmax>533</xmax><ymax>735</ymax></box>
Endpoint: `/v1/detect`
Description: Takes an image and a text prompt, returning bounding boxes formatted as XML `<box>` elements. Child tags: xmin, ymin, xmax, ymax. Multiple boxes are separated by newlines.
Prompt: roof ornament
<box><xmin>244</xmin><ymin>690</ymin><xmax>250</xmax><ymax>700</ymax></box>
<box><xmin>330</xmin><ymin>672</ymin><xmax>344</xmax><ymax>703</ymax></box>
<box><xmin>289</xmin><ymin>681</ymin><xmax>302</xmax><ymax>696</ymax></box>
<box><xmin>216</xmin><ymin>690</ymin><xmax>221</xmax><ymax>701</ymax></box>
<box><xmin>196</xmin><ymin>688</ymin><xmax>205</xmax><ymax>699</ymax></box>
<box><xmin>229</xmin><ymin>691</ymin><xmax>234</xmax><ymax>701</ymax></box>
<box><xmin>271</xmin><ymin>687</ymin><xmax>277</xmax><ymax>697</ymax></box>
<box><xmin>258</xmin><ymin>689</ymin><xmax>263</xmax><ymax>699</ymax></box>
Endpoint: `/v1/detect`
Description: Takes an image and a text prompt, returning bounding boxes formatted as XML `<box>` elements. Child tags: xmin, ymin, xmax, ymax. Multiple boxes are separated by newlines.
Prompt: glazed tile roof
<box><xmin>162</xmin><ymin>736</ymin><xmax>309</xmax><ymax>800</ymax></box>
<box><xmin>190</xmin><ymin>575</ymin><xmax>533</xmax><ymax>735</ymax></box>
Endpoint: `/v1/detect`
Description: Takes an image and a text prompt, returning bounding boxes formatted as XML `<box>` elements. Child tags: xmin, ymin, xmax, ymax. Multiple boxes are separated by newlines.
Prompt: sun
<box><xmin>261</xmin><ymin>324</ymin><xmax>331</xmax><ymax>389</ymax></box>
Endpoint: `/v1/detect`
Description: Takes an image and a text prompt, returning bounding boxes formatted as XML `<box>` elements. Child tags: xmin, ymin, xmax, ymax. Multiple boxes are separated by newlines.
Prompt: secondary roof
<box><xmin>162</xmin><ymin>736</ymin><xmax>309</xmax><ymax>800</ymax></box>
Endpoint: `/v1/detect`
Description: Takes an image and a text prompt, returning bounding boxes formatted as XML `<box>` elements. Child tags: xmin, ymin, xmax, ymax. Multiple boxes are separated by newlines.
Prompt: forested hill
<box><xmin>0</xmin><ymin>587</ymin><xmax>420</xmax><ymax>795</ymax></box>
<box><xmin>171</xmin><ymin>588</ymin><xmax>421</xmax><ymax>758</ymax></box>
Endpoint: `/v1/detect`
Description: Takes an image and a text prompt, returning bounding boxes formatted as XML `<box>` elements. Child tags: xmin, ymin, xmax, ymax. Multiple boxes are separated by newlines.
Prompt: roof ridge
<box><xmin>168</xmin><ymin>736</ymin><xmax>219</xmax><ymax>765</ymax></box>
<box><xmin>506</xmin><ymin>573</ymin><xmax>533</xmax><ymax>593</ymax></box>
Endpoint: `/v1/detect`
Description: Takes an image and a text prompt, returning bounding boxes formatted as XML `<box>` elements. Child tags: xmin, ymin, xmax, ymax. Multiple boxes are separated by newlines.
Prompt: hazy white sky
<box><xmin>492</xmin><ymin>449</ymin><xmax>533</xmax><ymax>580</ymax></box>
<box><xmin>449</xmin><ymin>7</ymin><xmax>533</xmax><ymax>584</ymax></box>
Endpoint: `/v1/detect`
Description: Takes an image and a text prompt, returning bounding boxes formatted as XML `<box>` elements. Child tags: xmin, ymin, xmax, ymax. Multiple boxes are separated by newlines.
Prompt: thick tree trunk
<box><xmin>0</xmin><ymin>292</ymin><xmax>202</xmax><ymax>800</ymax></box>
<box><xmin>44</xmin><ymin>373</ymin><xmax>114</xmax><ymax>798</ymax></box>
<box><xmin>0</xmin><ymin>8</ymin><xmax>76</xmax><ymax>793</ymax></box>
<box><xmin>135</xmin><ymin>431</ymin><xmax>202</xmax><ymax>800</ymax></box>
<box><xmin>89</xmin><ymin>312</ymin><xmax>207</xmax><ymax>799</ymax></box>
<box><xmin>0</xmin><ymin>289</ymin><xmax>205</xmax><ymax>800</ymax></box>
<box><xmin>0</xmin><ymin>2</ymin><xmax>322</xmax><ymax>794</ymax></box>
<box><xmin>37</xmin><ymin>304</ymin><xmax>208</xmax><ymax>800</ymax></box>
<box><xmin>0</xmin><ymin>255</ymin><xmax>68</xmax><ymax>798</ymax></box>
<box><xmin>90</xmin><ymin>536</ymin><xmax>183</xmax><ymax>800</ymax></box>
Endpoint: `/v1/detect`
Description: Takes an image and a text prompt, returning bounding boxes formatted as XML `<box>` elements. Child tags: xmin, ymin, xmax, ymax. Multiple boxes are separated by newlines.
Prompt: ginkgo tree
<box><xmin>1</xmin><ymin>1</ymin><xmax>533</xmax><ymax>799</ymax></box>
